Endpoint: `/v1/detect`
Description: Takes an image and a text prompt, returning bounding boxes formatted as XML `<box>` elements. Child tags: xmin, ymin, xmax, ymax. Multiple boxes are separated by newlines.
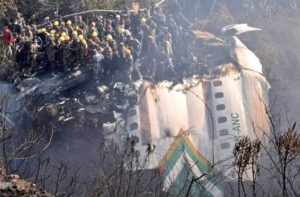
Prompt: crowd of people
<box><xmin>1</xmin><ymin>2</ymin><xmax>200</xmax><ymax>85</ymax></box>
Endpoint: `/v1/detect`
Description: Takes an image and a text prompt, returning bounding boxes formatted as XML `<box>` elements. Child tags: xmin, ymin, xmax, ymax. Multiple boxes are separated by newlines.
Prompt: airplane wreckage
<box><xmin>0</xmin><ymin>24</ymin><xmax>270</xmax><ymax>196</ymax></box>
<box><xmin>104</xmin><ymin>26</ymin><xmax>270</xmax><ymax>196</ymax></box>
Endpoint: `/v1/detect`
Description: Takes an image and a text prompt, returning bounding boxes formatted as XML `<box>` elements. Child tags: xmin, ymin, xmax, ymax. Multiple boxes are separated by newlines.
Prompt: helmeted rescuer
<box><xmin>140</xmin><ymin>17</ymin><xmax>147</xmax><ymax>25</ymax></box>
<box><xmin>59</xmin><ymin>36</ymin><xmax>65</xmax><ymax>43</ymax></box>
<box><xmin>39</xmin><ymin>28</ymin><xmax>47</xmax><ymax>33</ymax></box>
<box><xmin>61</xmin><ymin>32</ymin><xmax>67</xmax><ymax>37</ymax></box>
<box><xmin>50</xmin><ymin>29</ymin><xmax>56</xmax><ymax>35</ymax></box>
<box><xmin>66</xmin><ymin>20</ymin><xmax>72</xmax><ymax>26</ymax></box>
<box><xmin>106</xmin><ymin>34</ymin><xmax>113</xmax><ymax>42</ymax></box>
<box><xmin>78</xmin><ymin>35</ymin><xmax>84</xmax><ymax>41</ymax></box>
<box><xmin>2</xmin><ymin>26</ymin><xmax>14</xmax><ymax>46</ymax></box>
<box><xmin>92</xmin><ymin>31</ymin><xmax>98</xmax><ymax>37</ymax></box>
<box><xmin>53</xmin><ymin>21</ymin><xmax>59</xmax><ymax>27</ymax></box>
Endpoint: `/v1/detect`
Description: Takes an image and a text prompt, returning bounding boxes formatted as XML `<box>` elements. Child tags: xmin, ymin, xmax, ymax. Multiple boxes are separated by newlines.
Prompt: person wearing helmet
<box><xmin>53</xmin><ymin>21</ymin><xmax>59</xmax><ymax>27</ymax></box>
<box><xmin>61</xmin><ymin>32</ymin><xmax>67</xmax><ymax>37</ymax></box>
<box><xmin>59</xmin><ymin>36</ymin><xmax>65</xmax><ymax>43</ymax></box>
<box><xmin>50</xmin><ymin>29</ymin><xmax>56</xmax><ymax>35</ymax></box>
<box><xmin>52</xmin><ymin>21</ymin><xmax>61</xmax><ymax>33</ymax></box>
<box><xmin>80</xmin><ymin>38</ymin><xmax>89</xmax><ymax>57</ymax></box>
<box><xmin>115</xmin><ymin>27</ymin><xmax>126</xmax><ymax>44</ymax></box>
<box><xmin>106</xmin><ymin>34</ymin><xmax>113</xmax><ymax>42</ymax></box>
<box><xmin>72</xmin><ymin>31</ymin><xmax>78</xmax><ymax>37</ymax></box>
<box><xmin>66</xmin><ymin>20</ymin><xmax>72</xmax><ymax>26</ymax></box>
<box><xmin>91</xmin><ymin>32</ymin><xmax>101</xmax><ymax>45</ymax></box>
<box><xmin>66</xmin><ymin>20</ymin><xmax>73</xmax><ymax>36</ymax></box>
<box><xmin>92</xmin><ymin>31</ymin><xmax>98</xmax><ymax>37</ymax></box>
<box><xmin>78</xmin><ymin>35</ymin><xmax>84</xmax><ymax>41</ymax></box>
<box><xmin>60</xmin><ymin>21</ymin><xmax>69</xmax><ymax>36</ymax></box>
<box><xmin>140</xmin><ymin>17</ymin><xmax>147</xmax><ymax>25</ymax></box>
<box><xmin>87</xmin><ymin>22</ymin><xmax>98</xmax><ymax>39</ymax></box>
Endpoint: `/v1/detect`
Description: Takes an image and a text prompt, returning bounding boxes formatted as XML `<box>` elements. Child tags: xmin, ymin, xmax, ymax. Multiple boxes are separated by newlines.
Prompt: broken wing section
<box><xmin>230</xmin><ymin>36</ymin><xmax>263</xmax><ymax>74</ymax></box>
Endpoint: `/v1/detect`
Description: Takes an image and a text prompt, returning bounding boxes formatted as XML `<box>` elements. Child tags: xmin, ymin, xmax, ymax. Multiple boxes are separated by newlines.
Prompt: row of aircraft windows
<box><xmin>214</xmin><ymin>80</ymin><xmax>231</xmax><ymax>150</ymax></box>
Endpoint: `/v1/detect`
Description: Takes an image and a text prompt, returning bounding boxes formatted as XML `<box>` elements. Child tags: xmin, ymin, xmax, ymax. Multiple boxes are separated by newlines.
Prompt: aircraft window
<box><xmin>128</xmin><ymin>110</ymin><xmax>137</xmax><ymax>117</ymax></box>
<box><xmin>221</xmin><ymin>142</ymin><xmax>230</xmax><ymax>150</ymax></box>
<box><xmin>216</xmin><ymin>104</ymin><xmax>225</xmax><ymax>111</ymax></box>
<box><xmin>219</xmin><ymin>129</ymin><xmax>229</xmax><ymax>136</ymax></box>
<box><xmin>218</xmin><ymin>117</ymin><xmax>227</xmax><ymax>123</ymax></box>
<box><xmin>215</xmin><ymin>92</ymin><xmax>224</xmax><ymax>98</ymax></box>
<box><xmin>213</xmin><ymin>81</ymin><xmax>222</xmax><ymax>87</ymax></box>
<box><xmin>130</xmin><ymin>123</ymin><xmax>138</xmax><ymax>131</ymax></box>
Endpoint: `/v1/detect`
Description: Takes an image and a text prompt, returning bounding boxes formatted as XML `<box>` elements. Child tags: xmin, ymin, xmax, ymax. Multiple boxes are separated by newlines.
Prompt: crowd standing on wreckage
<box><xmin>0</xmin><ymin>1</ymin><xmax>208</xmax><ymax>87</ymax></box>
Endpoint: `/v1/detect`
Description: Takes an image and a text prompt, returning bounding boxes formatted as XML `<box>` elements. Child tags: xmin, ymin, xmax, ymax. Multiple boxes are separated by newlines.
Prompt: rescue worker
<box><xmin>123</xmin><ymin>48</ymin><xmax>133</xmax><ymax>82</ymax></box>
<box><xmin>77</xmin><ymin>15</ymin><xmax>87</xmax><ymax>32</ymax></box>
<box><xmin>91</xmin><ymin>31</ymin><xmax>101</xmax><ymax>45</ymax></box>
<box><xmin>141</xmin><ymin>35</ymin><xmax>159</xmax><ymax>80</ymax></box>
<box><xmin>125</xmin><ymin>33</ymin><xmax>141</xmax><ymax>60</ymax></box>
<box><xmin>140</xmin><ymin>17</ymin><xmax>151</xmax><ymax>57</ymax></box>
<box><xmin>47</xmin><ymin>38</ymin><xmax>58</xmax><ymax>70</ymax></box>
<box><xmin>104</xmin><ymin>24</ymin><xmax>115</xmax><ymax>38</ymax></box>
<box><xmin>79</xmin><ymin>35</ymin><xmax>89</xmax><ymax>60</ymax></box>
<box><xmin>28</xmin><ymin>38</ymin><xmax>39</xmax><ymax>69</ymax></box>
<box><xmin>2</xmin><ymin>26</ymin><xmax>14</xmax><ymax>58</ymax></box>
<box><xmin>92</xmin><ymin>48</ymin><xmax>104</xmax><ymax>80</ymax></box>
<box><xmin>53</xmin><ymin>21</ymin><xmax>60</xmax><ymax>33</ymax></box>
<box><xmin>86</xmin><ymin>22</ymin><xmax>98</xmax><ymax>39</ymax></box>
<box><xmin>105</xmin><ymin>34</ymin><xmax>117</xmax><ymax>52</ymax></box>
<box><xmin>66</xmin><ymin>20</ymin><xmax>73</xmax><ymax>36</ymax></box>
<box><xmin>69</xmin><ymin>33</ymin><xmax>81</xmax><ymax>65</ymax></box>
<box><xmin>13</xmin><ymin>12</ymin><xmax>26</xmax><ymax>35</ymax></box>
<box><xmin>102</xmin><ymin>42</ymin><xmax>113</xmax><ymax>85</ymax></box>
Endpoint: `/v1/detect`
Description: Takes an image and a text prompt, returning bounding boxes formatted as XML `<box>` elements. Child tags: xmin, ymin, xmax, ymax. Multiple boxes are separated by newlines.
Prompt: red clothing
<box><xmin>2</xmin><ymin>28</ymin><xmax>14</xmax><ymax>46</ymax></box>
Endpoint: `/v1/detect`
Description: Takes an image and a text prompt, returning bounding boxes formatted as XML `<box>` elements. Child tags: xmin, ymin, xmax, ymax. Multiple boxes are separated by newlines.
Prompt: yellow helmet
<box><xmin>61</xmin><ymin>32</ymin><xmax>67</xmax><ymax>37</ymax></box>
<box><xmin>72</xmin><ymin>31</ymin><xmax>78</xmax><ymax>36</ymax></box>
<box><xmin>140</xmin><ymin>17</ymin><xmax>146</xmax><ymax>25</ymax></box>
<box><xmin>66</xmin><ymin>20</ymin><xmax>72</xmax><ymax>26</ymax></box>
<box><xmin>74</xmin><ymin>25</ymin><xmax>79</xmax><ymax>30</ymax></box>
<box><xmin>39</xmin><ymin>28</ymin><xmax>46</xmax><ymax>33</ymax></box>
<box><xmin>59</xmin><ymin>36</ymin><xmax>65</xmax><ymax>42</ymax></box>
<box><xmin>106</xmin><ymin>34</ymin><xmax>113</xmax><ymax>42</ymax></box>
<box><xmin>50</xmin><ymin>33</ymin><xmax>55</xmax><ymax>37</ymax></box>
<box><xmin>53</xmin><ymin>21</ymin><xmax>59</xmax><ymax>26</ymax></box>
<box><xmin>50</xmin><ymin>29</ymin><xmax>56</xmax><ymax>34</ymax></box>
<box><xmin>92</xmin><ymin>32</ymin><xmax>98</xmax><ymax>37</ymax></box>
<box><xmin>118</xmin><ymin>27</ymin><xmax>125</xmax><ymax>33</ymax></box>
<box><xmin>78</xmin><ymin>35</ymin><xmax>84</xmax><ymax>40</ymax></box>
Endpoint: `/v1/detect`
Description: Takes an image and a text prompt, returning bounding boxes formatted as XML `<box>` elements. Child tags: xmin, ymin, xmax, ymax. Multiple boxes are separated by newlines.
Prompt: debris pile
<box><xmin>0</xmin><ymin>168</ymin><xmax>52</xmax><ymax>196</ymax></box>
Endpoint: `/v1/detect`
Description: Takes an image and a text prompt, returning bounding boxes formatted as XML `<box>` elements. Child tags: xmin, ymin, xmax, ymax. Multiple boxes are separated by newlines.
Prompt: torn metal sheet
<box><xmin>230</xmin><ymin>36</ymin><xmax>264</xmax><ymax>74</ymax></box>
<box><xmin>222</xmin><ymin>24</ymin><xmax>262</xmax><ymax>35</ymax></box>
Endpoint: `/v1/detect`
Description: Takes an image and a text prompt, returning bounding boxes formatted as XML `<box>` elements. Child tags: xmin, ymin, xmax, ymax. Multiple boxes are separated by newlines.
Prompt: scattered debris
<box><xmin>0</xmin><ymin>168</ymin><xmax>53</xmax><ymax>196</ymax></box>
